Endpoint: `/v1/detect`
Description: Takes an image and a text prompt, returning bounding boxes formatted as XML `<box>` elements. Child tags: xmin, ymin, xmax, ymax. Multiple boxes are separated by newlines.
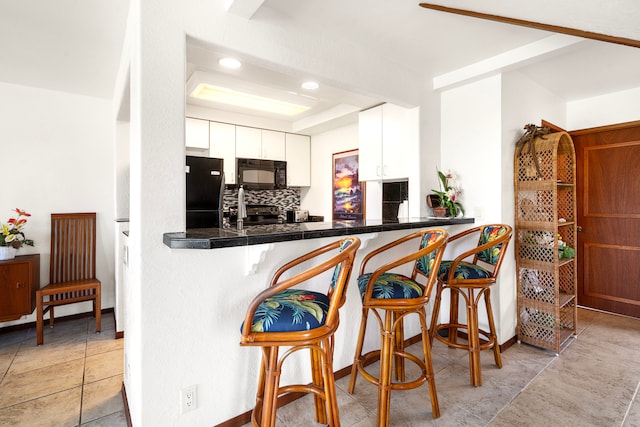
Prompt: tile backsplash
<box><xmin>223</xmin><ymin>187</ymin><xmax>301</xmax><ymax>223</ymax></box>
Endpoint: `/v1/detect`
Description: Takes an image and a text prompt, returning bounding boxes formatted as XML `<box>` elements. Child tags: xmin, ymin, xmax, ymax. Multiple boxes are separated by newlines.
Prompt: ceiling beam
<box><xmin>418</xmin><ymin>3</ymin><xmax>640</xmax><ymax>49</ymax></box>
<box><xmin>433</xmin><ymin>34</ymin><xmax>583</xmax><ymax>90</ymax></box>
<box><xmin>225</xmin><ymin>0</ymin><xmax>265</xmax><ymax>20</ymax></box>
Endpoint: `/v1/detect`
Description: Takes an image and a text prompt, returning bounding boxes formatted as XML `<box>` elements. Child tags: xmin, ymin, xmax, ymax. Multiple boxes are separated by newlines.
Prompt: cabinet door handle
<box><xmin>577</xmin><ymin>226</ymin><xmax>583</xmax><ymax>232</ymax></box>
<box><xmin>376</xmin><ymin>165</ymin><xmax>381</xmax><ymax>177</ymax></box>
<box><xmin>16</xmin><ymin>282</ymin><xmax>25</xmax><ymax>288</ymax></box>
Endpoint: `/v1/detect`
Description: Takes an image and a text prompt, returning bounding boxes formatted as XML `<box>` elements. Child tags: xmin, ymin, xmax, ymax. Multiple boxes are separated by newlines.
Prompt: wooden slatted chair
<box><xmin>429</xmin><ymin>224</ymin><xmax>512</xmax><ymax>387</ymax></box>
<box><xmin>240</xmin><ymin>236</ymin><xmax>360</xmax><ymax>427</ymax></box>
<box><xmin>348</xmin><ymin>229</ymin><xmax>448</xmax><ymax>426</ymax></box>
<box><xmin>36</xmin><ymin>213</ymin><xmax>101</xmax><ymax>345</ymax></box>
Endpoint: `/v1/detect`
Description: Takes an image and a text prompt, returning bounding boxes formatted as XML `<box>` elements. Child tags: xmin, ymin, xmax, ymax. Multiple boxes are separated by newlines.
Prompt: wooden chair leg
<box><xmin>95</xmin><ymin>287</ymin><xmax>101</xmax><ymax>333</ymax></box>
<box><xmin>419</xmin><ymin>307</ymin><xmax>440</xmax><ymax>418</ymax></box>
<box><xmin>348</xmin><ymin>307</ymin><xmax>369</xmax><ymax>394</ymax></box>
<box><xmin>377</xmin><ymin>311</ymin><xmax>394</xmax><ymax>427</ymax></box>
<box><xmin>484</xmin><ymin>288</ymin><xmax>502</xmax><ymax>368</ymax></box>
<box><xmin>466</xmin><ymin>289</ymin><xmax>482</xmax><ymax>387</ymax></box>
<box><xmin>49</xmin><ymin>305</ymin><xmax>55</xmax><ymax>328</ymax></box>
<box><xmin>36</xmin><ymin>292</ymin><xmax>44</xmax><ymax>345</ymax></box>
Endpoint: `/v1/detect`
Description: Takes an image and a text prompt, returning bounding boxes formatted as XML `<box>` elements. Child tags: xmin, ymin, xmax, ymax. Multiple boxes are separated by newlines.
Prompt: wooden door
<box><xmin>571</xmin><ymin>121</ymin><xmax>640</xmax><ymax>318</ymax></box>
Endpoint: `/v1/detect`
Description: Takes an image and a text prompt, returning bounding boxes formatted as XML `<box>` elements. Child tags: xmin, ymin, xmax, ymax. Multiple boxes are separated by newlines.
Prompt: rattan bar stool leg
<box><xmin>448</xmin><ymin>288</ymin><xmax>460</xmax><ymax>346</ymax></box>
<box><xmin>259</xmin><ymin>346</ymin><xmax>280</xmax><ymax>427</ymax></box>
<box><xmin>251</xmin><ymin>355</ymin><xmax>267</xmax><ymax>426</ymax></box>
<box><xmin>428</xmin><ymin>282</ymin><xmax>443</xmax><ymax>345</ymax></box>
<box><xmin>393</xmin><ymin>311</ymin><xmax>405</xmax><ymax>382</ymax></box>
<box><xmin>348</xmin><ymin>307</ymin><xmax>370</xmax><ymax>394</ymax></box>
<box><xmin>465</xmin><ymin>289</ymin><xmax>483</xmax><ymax>386</ymax></box>
<box><xmin>321</xmin><ymin>337</ymin><xmax>341</xmax><ymax>426</ymax></box>
<box><xmin>310</xmin><ymin>346</ymin><xmax>328</xmax><ymax>424</ymax></box>
<box><xmin>377</xmin><ymin>311</ymin><xmax>394</xmax><ymax>427</ymax></box>
<box><xmin>419</xmin><ymin>307</ymin><xmax>440</xmax><ymax>418</ymax></box>
<box><xmin>484</xmin><ymin>288</ymin><xmax>502</xmax><ymax>368</ymax></box>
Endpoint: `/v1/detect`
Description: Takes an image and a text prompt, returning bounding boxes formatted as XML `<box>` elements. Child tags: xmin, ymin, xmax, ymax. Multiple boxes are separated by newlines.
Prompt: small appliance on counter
<box><xmin>286</xmin><ymin>209</ymin><xmax>309</xmax><ymax>223</ymax></box>
<box><xmin>186</xmin><ymin>156</ymin><xmax>225</xmax><ymax>228</ymax></box>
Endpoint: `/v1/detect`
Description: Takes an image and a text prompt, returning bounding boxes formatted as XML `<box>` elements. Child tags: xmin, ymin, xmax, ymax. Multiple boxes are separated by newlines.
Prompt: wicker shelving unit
<box><xmin>514</xmin><ymin>131</ymin><xmax>578</xmax><ymax>354</ymax></box>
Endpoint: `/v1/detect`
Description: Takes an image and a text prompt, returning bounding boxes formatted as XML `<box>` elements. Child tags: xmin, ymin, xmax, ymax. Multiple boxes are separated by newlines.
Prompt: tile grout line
<box><xmin>77</xmin><ymin>324</ymin><xmax>90</xmax><ymax>426</ymax></box>
<box><xmin>486</xmin><ymin>350</ymin><xmax>559</xmax><ymax>424</ymax></box>
<box><xmin>620</xmin><ymin>378</ymin><xmax>640</xmax><ymax>426</ymax></box>
<box><xmin>0</xmin><ymin>340</ymin><xmax>23</xmax><ymax>408</ymax></box>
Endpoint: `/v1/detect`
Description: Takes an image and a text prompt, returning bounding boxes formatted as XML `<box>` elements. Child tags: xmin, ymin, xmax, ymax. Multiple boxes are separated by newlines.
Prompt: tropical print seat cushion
<box><xmin>358</xmin><ymin>272</ymin><xmax>424</xmax><ymax>300</ymax></box>
<box><xmin>438</xmin><ymin>261</ymin><xmax>491</xmax><ymax>281</ymax></box>
<box><xmin>245</xmin><ymin>289</ymin><xmax>330</xmax><ymax>333</ymax></box>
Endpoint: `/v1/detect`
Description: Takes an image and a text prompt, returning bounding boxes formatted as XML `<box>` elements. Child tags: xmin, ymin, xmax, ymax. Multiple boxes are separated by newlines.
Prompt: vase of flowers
<box><xmin>0</xmin><ymin>209</ymin><xmax>34</xmax><ymax>260</ymax></box>
<box><xmin>430</xmin><ymin>169</ymin><xmax>464</xmax><ymax>218</ymax></box>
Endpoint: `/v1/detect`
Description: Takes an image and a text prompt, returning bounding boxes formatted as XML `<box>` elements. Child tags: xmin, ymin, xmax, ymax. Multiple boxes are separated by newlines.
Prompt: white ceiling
<box><xmin>2</xmin><ymin>0</ymin><xmax>639</xmax><ymax>131</ymax></box>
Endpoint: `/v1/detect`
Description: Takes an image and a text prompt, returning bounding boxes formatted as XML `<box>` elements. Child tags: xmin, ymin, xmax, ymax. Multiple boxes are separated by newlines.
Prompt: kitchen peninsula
<box><xmin>158</xmin><ymin>216</ymin><xmax>474</xmax><ymax>424</ymax></box>
<box><xmin>163</xmin><ymin>217</ymin><xmax>474</xmax><ymax>249</ymax></box>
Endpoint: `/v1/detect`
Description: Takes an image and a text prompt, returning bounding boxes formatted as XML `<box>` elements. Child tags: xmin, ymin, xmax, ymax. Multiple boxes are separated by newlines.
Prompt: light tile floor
<box><xmin>2</xmin><ymin>309</ymin><xmax>639</xmax><ymax>426</ymax></box>
<box><xmin>244</xmin><ymin>308</ymin><xmax>640</xmax><ymax>426</ymax></box>
<box><xmin>0</xmin><ymin>315</ymin><xmax>126</xmax><ymax>427</ymax></box>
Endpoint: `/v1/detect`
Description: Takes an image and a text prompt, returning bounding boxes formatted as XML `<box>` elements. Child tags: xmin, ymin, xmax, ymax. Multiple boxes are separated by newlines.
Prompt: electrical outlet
<box><xmin>181</xmin><ymin>385</ymin><xmax>197</xmax><ymax>413</ymax></box>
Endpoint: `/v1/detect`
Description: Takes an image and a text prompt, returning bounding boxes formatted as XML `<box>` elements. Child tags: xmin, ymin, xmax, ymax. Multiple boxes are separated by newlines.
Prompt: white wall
<box><xmin>440</xmin><ymin>75</ymin><xmax>505</xmax><ymax>337</ymax></box>
<box><xmin>441</xmin><ymin>75</ymin><xmax>503</xmax><ymax>226</ymax></box>
<box><xmin>500</xmin><ymin>70</ymin><xmax>566</xmax><ymax>341</ymax></box>
<box><xmin>302</xmin><ymin>123</ymin><xmax>358</xmax><ymax>219</ymax></box>
<box><xmin>119</xmin><ymin>0</ymin><xmax>640</xmax><ymax>424</ymax></box>
<box><xmin>0</xmin><ymin>81</ymin><xmax>115</xmax><ymax>327</ymax></box>
<box><xmin>567</xmin><ymin>86</ymin><xmax>640</xmax><ymax>130</ymax></box>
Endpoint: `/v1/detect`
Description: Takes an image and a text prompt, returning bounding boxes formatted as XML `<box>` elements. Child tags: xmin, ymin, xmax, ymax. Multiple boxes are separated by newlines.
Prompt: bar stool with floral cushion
<box><xmin>429</xmin><ymin>224</ymin><xmax>512</xmax><ymax>387</ymax></box>
<box><xmin>348</xmin><ymin>229</ymin><xmax>448</xmax><ymax>426</ymax></box>
<box><xmin>240</xmin><ymin>236</ymin><xmax>360</xmax><ymax>427</ymax></box>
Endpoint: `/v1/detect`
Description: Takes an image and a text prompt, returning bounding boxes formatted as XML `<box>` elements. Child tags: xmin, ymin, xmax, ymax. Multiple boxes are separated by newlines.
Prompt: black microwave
<box><xmin>236</xmin><ymin>158</ymin><xmax>287</xmax><ymax>190</ymax></box>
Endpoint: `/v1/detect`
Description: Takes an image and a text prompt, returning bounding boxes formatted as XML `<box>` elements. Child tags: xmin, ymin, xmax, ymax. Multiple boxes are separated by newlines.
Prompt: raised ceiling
<box><xmin>2</xmin><ymin>0</ymin><xmax>639</xmax><ymax>132</ymax></box>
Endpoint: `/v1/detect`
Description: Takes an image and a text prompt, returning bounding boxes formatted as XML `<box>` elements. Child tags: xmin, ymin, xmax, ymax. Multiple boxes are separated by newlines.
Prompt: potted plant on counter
<box><xmin>0</xmin><ymin>208</ymin><xmax>34</xmax><ymax>260</ymax></box>
<box><xmin>429</xmin><ymin>169</ymin><xmax>464</xmax><ymax>217</ymax></box>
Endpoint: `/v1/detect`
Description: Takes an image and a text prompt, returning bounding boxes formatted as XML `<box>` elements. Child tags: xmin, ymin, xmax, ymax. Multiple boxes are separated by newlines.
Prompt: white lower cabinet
<box><xmin>285</xmin><ymin>133</ymin><xmax>311</xmax><ymax>187</ymax></box>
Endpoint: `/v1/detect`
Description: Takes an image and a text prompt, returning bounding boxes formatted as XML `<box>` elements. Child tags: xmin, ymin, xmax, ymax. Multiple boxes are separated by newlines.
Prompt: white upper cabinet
<box><xmin>261</xmin><ymin>130</ymin><xmax>286</xmax><ymax>161</ymax></box>
<box><xmin>358</xmin><ymin>103</ymin><xmax>418</xmax><ymax>181</ymax></box>
<box><xmin>381</xmin><ymin>103</ymin><xmax>413</xmax><ymax>180</ymax></box>
<box><xmin>185</xmin><ymin>117</ymin><xmax>209</xmax><ymax>150</ymax></box>
<box><xmin>209</xmin><ymin>122</ymin><xmax>236</xmax><ymax>185</ymax></box>
<box><xmin>235</xmin><ymin>126</ymin><xmax>262</xmax><ymax>159</ymax></box>
<box><xmin>236</xmin><ymin>126</ymin><xmax>285</xmax><ymax>161</ymax></box>
<box><xmin>358</xmin><ymin>106</ymin><xmax>383</xmax><ymax>181</ymax></box>
<box><xmin>285</xmin><ymin>133</ymin><xmax>311</xmax><ymax>187</ymax></box>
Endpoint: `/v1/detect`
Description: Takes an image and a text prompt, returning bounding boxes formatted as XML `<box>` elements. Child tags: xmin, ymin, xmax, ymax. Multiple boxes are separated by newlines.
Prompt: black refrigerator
<box><xmin>186</xmin><ymin>156</ymin><xmax>225</xmax><ymax>228</ymax></box>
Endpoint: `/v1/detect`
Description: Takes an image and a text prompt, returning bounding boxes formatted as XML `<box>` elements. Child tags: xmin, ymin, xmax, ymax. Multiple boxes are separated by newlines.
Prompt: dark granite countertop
<box><xmin>163</xmin><ymin>217</ymin><xmax>474</xmax><ymax>249</ymax></box>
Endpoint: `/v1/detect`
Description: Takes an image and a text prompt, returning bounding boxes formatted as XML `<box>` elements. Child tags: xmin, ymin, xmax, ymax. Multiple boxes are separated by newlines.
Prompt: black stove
<box><xmin>231</xmin><ymin>204</ymin><xmax>280</xmax><ymax>226</ymax></box>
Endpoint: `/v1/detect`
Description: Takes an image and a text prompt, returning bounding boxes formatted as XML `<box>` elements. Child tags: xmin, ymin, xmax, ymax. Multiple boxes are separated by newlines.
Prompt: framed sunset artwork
<box><xmin>332</xmin><ymin>149</ymin><xmax>365</xmax><ymax>221</ymax></box>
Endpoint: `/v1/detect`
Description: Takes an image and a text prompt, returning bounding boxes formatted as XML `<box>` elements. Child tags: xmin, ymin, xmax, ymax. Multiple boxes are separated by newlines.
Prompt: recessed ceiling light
<box><xmin>218</xmin><ymin>57</ymin><xmax>242</xmax><ymax>69</ymax></box>
<box><xmin>301</xmin><ymin>81</ymin><xmax>319</xmax><ymax>90</ymax></box>
<box><xmin>190</xmin><ymin>83</ymin><xmax>311</xmax><ymax>116</ymax></box>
